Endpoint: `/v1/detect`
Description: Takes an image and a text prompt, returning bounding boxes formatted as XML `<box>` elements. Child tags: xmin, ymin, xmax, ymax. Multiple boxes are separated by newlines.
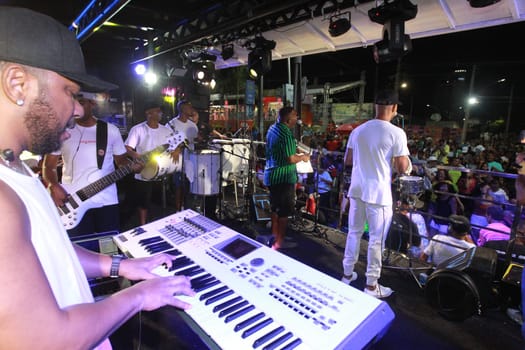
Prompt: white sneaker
<box><xmin>364</xmin><ymin>284</ymin><xmax>393</xmax><ymax>299</ymax></box>
<box><xmin>341</xmin><ymin>272</ymin><xmax>358</xmax><ymax>284</ymax></box>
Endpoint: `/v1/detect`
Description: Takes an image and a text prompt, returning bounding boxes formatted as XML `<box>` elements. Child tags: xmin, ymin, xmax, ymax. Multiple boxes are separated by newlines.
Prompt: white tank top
<box><xmin>0</xmin><ymin>164</ymin><xmax>111</xmax><ymax>349</ymax></box>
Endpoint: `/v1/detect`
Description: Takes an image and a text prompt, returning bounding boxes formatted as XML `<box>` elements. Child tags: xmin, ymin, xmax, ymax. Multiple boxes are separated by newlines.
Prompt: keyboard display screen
<box><xmin>220</xmin><ymin>237</ymin><xmax>259</xmax><ymax>260</ymax></box>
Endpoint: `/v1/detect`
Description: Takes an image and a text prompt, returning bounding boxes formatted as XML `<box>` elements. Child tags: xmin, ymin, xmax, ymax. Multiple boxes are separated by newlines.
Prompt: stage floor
<box><xmin>110</xmin><ymin>188</ymin><xmax>524</xmax><ymax>350</ymax></box>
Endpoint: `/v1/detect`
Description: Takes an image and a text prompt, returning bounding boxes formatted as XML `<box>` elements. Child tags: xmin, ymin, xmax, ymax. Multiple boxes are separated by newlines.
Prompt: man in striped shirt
<box><xmin>264</xmin><ymin>107</ymin><xmax>310</xmax><ymax>250</ymax></box>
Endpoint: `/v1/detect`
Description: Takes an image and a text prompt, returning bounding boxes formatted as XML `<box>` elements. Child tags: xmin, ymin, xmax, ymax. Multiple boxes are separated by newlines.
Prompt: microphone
<box><xmin>396</xmin><ymin>113</ymin><xmax>404</xmax><ymax>119</ymax></box>
<box><xmin>297</xmin><ymin>119</ymin><xmax>303</xmax><ymax>125</ymax></box>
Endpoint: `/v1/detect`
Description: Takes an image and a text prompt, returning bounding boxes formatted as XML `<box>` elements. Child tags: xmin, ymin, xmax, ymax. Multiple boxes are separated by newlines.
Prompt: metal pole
<box><xmin>461</xmin><ymin>64</ymin><xmax>477</xmax><ymax>144</ymax></box>
<box><xmin>294</xmin><ymin>57</ymin><xmax>302</xmax><ymax>140</ymax></box>
<box><xmin>358</xmin><ymin>70</ymin><xmax>366</xmax><ymax>110</ymax></box>
<box><xmin>287</xmin><ymin>57</ymin><xmax>292</xmax><ymax>85</ymax></box>
<box><xmin>258</xmin><ymin>75</ymin><xmax>264</xmax><ymax>139</ymax></box>
<box><xmin>504</xmin><ymin>82</ymin><xmax>515</xmax><ymax>139</ymax></box>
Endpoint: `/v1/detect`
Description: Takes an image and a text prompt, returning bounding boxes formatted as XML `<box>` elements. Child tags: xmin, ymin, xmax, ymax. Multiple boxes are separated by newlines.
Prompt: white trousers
<box><xmin>342</xmin><ymin>197</ymin><xmax>393</xmax><ymax>286</ymax></box>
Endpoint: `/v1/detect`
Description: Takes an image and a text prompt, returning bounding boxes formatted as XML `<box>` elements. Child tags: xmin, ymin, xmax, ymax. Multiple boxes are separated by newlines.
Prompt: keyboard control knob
<box><xmin>250</xmin><ymin>258</ymin><xmax>264</xmax><ymax>267</ymax></box>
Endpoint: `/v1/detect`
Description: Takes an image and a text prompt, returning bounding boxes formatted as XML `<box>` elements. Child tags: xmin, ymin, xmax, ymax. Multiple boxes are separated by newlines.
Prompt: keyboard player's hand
<box><xmin>118</xmin><ymin>253</ymin><xmax>176</xmax><ymax>281</ymax></box>
<box><xmin>131</xmin><ymin>275</ymin><xmax>195</xmax><ymax>311</ymax></box>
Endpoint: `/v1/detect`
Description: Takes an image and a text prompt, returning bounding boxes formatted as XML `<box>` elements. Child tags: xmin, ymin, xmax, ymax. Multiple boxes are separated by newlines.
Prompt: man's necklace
<box><xmin>0</xmin><ymin>148</ymin><xmax>29</xmax><ymax>175</ymax></box>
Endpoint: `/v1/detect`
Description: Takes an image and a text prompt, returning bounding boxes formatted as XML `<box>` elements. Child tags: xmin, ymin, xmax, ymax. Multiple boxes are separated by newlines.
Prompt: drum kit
<box><xmin>184</xmin><ymin>149</ymin><xmax>221</xmax><ymax>196</ymax></box>
<box><xmin>137</xmin><ymin>135</ymin><xmax>317</xmax><ymax>221</ymax></box>
<box><xmin>136</xmin><ymin>133</ymin><xmax>266</xmax><ymax>219</ymax></box>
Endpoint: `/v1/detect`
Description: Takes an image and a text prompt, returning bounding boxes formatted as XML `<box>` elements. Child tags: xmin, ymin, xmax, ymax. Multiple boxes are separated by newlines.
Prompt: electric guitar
<box><xmin>57</xmin><ymin>132</ymin><xmax>185</xmax><ymax>230</ymax></box>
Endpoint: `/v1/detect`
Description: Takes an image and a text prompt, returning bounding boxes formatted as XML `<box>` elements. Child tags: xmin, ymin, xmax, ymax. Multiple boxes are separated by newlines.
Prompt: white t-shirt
<box><xmin>54</xmin><ymin>121</ymin><xmax>127</xmax><ymax>207</ymax></box>
<box><xmin>347</xmin><ymin>119</ymin><xmax>409</xmax><ymax>206</ymax></box>
<box><xmin>166</xmin><ymin>117</ymin><xmax>199</xmax><ymax>169</ymax></box>
<box><xmin>423</xmin><ymin>234</ymin><xmax>476</xmax><ymax>266</ymax></box>
<box><xmin>166</xmin><ymin>117</ymin><xmax>198</xmax><ymax>149</ymax></box>
<box><xmin>125</xmin><ymin>121</ymin><xmax>174</xmax><ymax>180</ymax></box>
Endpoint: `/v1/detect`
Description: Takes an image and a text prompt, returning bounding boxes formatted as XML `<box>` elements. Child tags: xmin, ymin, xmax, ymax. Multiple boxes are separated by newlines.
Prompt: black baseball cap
<box><xmin>449</xmin><ymin>215</ymin><xmax>471</xmax><ymax>235</ymax></box>
<box><xmin>375</xmin><ymin>89</ymin><xmax>402</xmax><ymax>105</ymax></box>
<box><xmin>144</xmin><ymin>100</ymin><xmax>163</xmax><ymax>112</ymax></box>
<box><xmin>0</xmin><ymin>7</ymin><xmax>117</xmax><ymax>92</ymax></box>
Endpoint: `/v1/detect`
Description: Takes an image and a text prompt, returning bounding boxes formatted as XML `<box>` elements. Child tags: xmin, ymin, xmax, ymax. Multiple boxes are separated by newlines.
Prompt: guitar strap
<box><xmin>96</xmin><ymin>120</ymin><xmax>108</xmax><ymax>170</ymax></box>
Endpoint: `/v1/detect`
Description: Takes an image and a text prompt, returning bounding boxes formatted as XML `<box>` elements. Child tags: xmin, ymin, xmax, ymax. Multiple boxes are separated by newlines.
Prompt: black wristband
<box><xmin>110</xmin><ymin>254</ymin><xmax>125</xmax><ymax>278</ymax></box>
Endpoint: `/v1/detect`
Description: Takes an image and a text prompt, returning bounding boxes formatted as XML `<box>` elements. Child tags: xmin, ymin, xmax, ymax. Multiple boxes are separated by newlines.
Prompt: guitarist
<box><xmin>43</xmin><ymin>93</ymin><xmax>132</xmax><ymax>236</ymax></box>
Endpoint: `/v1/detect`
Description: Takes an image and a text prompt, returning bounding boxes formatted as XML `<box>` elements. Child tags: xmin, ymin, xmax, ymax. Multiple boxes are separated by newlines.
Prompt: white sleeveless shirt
<box><xmin>0</xmin><ymin>164</ymin><xmax>111</xmax><ymax>349</ymax></box>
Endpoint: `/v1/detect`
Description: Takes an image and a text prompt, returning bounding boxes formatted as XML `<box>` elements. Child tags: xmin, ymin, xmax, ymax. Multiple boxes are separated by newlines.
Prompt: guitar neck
<box><xmin>73</xmin><ymin>144</ymin><xmax>171</xmax><ymax>201</ymax></box>
<box><xmin>76</xmin><ymin>165</ymin><xmax>132</xmax><ymax>200</ymax></box>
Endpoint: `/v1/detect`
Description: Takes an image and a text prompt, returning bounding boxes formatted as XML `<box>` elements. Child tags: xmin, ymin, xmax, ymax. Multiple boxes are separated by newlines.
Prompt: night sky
<box><xmin>263</xmin><ymin>20</ymin><xmax>525</xmax><ymax>130</ymax></box>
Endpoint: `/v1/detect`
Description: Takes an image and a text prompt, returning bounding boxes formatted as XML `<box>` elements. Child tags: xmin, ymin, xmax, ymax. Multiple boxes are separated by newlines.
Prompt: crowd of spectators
<box><xmin>298</xmin><ymin>129</ymin><xmax>524</xmax><ymax>257</ymax></box>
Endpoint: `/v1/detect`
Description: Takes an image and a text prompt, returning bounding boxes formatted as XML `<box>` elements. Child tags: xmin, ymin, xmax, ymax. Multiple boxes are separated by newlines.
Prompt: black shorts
<box><xmin>132</xmin><ymin>178</ymin><xmax>156</xmax><ymax>210</ymax></box>
<box><xmin>269</xmin><ymin>183</ymin><xmax>295</xmax><ymax>218</ymax></box>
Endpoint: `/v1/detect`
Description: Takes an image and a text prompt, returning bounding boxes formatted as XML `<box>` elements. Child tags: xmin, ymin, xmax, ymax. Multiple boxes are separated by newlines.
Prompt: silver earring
<box><xmin>16</xmin><ymin>99</ymin><xmax>24</xmax><ymax>106</ymax></box>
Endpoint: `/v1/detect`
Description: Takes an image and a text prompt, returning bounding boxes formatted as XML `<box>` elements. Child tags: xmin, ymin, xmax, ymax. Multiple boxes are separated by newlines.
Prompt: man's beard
<box><xmin>24</xmin><ymin>91</ymin><xmax>68</xmax><ymax>155</ymax></box>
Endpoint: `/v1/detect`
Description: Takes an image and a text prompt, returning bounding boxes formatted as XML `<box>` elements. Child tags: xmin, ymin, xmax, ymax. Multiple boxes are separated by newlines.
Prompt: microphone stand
<box><xmin>406</xmin><ymin>192</ymin><xmax>424</xmax><ymax>289</ymax></box>
<box><xmin>383</xmin><ymin>181</ymin><xmax>428</xmax><ymax>289</ymax></box>
<box><xmin>305</xmin><ymin>148</ymin><xmax>328</xmax><ymax>241</ymax></box>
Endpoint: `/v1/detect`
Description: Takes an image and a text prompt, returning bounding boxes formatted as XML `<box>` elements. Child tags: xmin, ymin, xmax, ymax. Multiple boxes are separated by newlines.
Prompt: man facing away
<box><xmin>0</xmin><ymin>7</ymin><xmax>194</xmax><ymax>349</ymax></box>
<box><xmin>341</xmin><ymin>89</ymin><xmax>410</xmax><ymax>298</ymax></box>
<box><xmin>43</xmin><ymin>92</ymin><xmax>131</xmax><ymax>236</ymax></box>
<box><xmin>264</xmin><ymin>106</ymin><xmax>310</xmax><ymax>250</ymax></box>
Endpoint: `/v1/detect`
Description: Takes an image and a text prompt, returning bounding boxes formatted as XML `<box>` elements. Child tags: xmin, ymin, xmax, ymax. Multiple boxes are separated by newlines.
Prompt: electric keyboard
<box><xmin>114</xmin><ymin>209</ymin><xmax>395</xmax><ymax>349</ymax></box>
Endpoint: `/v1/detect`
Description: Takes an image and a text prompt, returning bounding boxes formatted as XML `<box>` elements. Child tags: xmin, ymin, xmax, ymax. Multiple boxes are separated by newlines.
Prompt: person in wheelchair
<box><xmin>420</xmin><ymin>215</ymin><xmax>476</xmax><ymax>266</ymax></box>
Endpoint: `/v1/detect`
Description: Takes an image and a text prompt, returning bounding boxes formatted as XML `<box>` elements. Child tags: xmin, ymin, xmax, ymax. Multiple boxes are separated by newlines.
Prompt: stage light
<box><xmin>468</xmin><ymin>0</ymin><xmax>500</xmax><ymax>7</ymax></box>
<box><xmin>134</xmin><ymin>63</ymin><xmax>146</xmax><ymax>75</ymax></box>
<box><xmin>368</xmin><ymin>0</ymin><xmax>417</xmax><ymax>25</ymax></box>
<box><xmin>144</xmin><ymin>71</ymin><xmax>158</xmax><ymax>85</ymax></box>
<box><xmin>193</xmin><ymin>62</ymin><xmax>215</xmax><ymax>83</ymax></box>
<box><xmin>246</xmin><ymin>36</ymin><xmax>275</xmax><ymax>79</ymax></box>
<box><xmin>186</xmin><ymin>51</ymin><xmax>217</xmax><ymax>85</ymax></box>
<box><xmin>248</xmin><ymin>48</ymin><xmax>272</xmax><ymax>79</ymax></box>
<box><xmin>368</xmin><ymin>0</ymin><xmax>417</xmax><ymax>64</ymax></box>
<box><xmin>192</xmin><ymin>60</ymin><xmax>215</xmax><ymax>85</ymax></box>
<box><xmin>221</xmin><ymin>44</ymin><xmax>234</xmax><ymax>60</ymax></box>
<box><xmin>328</xmin><ymin>12</ymin><xmax>351</xmax><ymax>37</ymax></box>
<box><xmin>373</xmin><ymin>34</ymin><xmax>412</xmax><ymax>63</ymax></box>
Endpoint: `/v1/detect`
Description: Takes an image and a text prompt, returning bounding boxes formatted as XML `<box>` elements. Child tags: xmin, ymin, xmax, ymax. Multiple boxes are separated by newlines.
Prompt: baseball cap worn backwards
<box><xmin>0</xmin><ymin>7</ymin><xmax>117</xmax><ymax>92</ymax></box>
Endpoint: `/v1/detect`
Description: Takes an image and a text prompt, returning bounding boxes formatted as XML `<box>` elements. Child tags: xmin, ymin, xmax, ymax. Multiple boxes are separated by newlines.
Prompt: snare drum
<box><xmin>185</xmin><ymin>150</ymin><xmax>220</xmax><ymax>195</ymax></box>
<box><xmin>140</xmin><ymin>152</ymin><xmax>180</xmax><ymax>181</ymax></box>
<box><xmin>399</xmin><ymin>175</ymin><xmax>424</xmax><ymax>195</ymax></box>
<box><xmin>226</xmin><ymin>139</ymin><xmax>250</xmax><ymax>176</ymax></box>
